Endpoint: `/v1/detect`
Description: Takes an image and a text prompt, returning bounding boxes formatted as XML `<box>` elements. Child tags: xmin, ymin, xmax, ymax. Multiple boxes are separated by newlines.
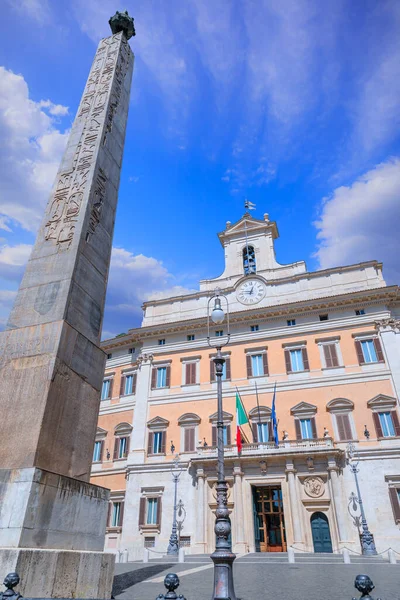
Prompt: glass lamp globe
<box><xmin>211</xmin><ymin>297</ymin><xmax>225</xmax><ymax>324</ymax></box>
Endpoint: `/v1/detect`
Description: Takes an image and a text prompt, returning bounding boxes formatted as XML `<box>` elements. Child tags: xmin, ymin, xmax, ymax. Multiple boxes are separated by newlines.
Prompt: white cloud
<box><xmin>6</xmin><ymin>0</ymin><xmax>52</xmax><ymax>25</ymax></box>
<box><xmin>102</xmin><ymin>247</ymin><xmax>196</xmax><ymax>335</ymax></box>
<box><xmin>39</xmin><ymin>100</ymin><xmax>69</xmax><ymax>117</ymax></box>
<box><xmin>0</xmin><ymin>67</ymin><xmax>69</xmax><ymax>232</ymax></box>
<box><xmin>314</xmin><ymin>157</ymin><xmax>400</xmax><ymax>283</ymax></box>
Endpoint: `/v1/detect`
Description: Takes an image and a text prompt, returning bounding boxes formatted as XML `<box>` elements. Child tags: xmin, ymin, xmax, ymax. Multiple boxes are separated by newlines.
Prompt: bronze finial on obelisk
<box><xmin>0</xmin><ymin>12</ymin><xmax>135</xmax><ymax>599</ymax></box>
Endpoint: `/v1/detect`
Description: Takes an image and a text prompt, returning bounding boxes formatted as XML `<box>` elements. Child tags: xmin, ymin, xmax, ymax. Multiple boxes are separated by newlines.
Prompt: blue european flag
<box><xmin>271</xmin><ymin>382</ymin><xmax>279</xmax><ymax>446</ymax></box>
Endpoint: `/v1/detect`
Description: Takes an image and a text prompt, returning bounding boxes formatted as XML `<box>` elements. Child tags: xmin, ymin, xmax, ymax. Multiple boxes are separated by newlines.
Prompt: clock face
<box><xmin>236</xmin><ymin>279</ymin><xmax>266</xmax><ymax>305</ymax></box>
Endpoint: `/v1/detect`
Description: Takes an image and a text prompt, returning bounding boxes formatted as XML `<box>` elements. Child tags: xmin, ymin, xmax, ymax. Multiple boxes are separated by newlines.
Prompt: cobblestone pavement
<box><xmin>113</xmin><ymin>555</ymin><xmax>399</xmax><ymax>600</ymax></box>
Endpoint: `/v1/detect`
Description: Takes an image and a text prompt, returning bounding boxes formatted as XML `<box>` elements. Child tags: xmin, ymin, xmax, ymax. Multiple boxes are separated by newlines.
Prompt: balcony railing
<box><xmin>196</xmin><ymin>437</ymin><xmax>334</xmax><ymax>457</ymax></box>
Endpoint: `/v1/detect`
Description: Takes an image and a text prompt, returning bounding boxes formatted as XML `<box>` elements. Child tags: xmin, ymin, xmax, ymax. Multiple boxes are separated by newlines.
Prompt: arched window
<box><xmin>243</xmin><ymin>245</ymin><xmax>256</xmax><ymax>274</ymax></box>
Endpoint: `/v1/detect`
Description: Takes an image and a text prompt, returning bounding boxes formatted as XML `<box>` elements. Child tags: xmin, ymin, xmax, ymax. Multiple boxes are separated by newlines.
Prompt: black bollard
<box><xmin>352</xmin><ymin>574</ymin><xmax>381</xmax><ymax>600</ymax></box>
<box><xmin>155</xmin><ymin>573</ymin><xmax>186</xmax><ymax>600</ymax></box>
<box><xmin>0</xmin><ymin>573</ymin><xmax>22</xmax><ymax>600</ymax></box>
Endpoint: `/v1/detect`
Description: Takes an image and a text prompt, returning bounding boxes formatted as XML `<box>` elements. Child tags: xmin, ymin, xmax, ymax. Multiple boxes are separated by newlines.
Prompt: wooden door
<box><xmin>253</xmin><ymin>487</ymin><xmax>287</xmax><ymax>552</ymax></box>
<box><xmin>311</xmin><ymin>512</ymin><xmax>333</xmax><ymax>553</ymax></box>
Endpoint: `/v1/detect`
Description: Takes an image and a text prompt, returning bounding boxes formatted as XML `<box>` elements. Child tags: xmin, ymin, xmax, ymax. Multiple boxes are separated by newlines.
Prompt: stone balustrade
<box><xmin>196</xmin><ymin>437</ymin><xmax>334</xmax><ymax>456</ymax></box>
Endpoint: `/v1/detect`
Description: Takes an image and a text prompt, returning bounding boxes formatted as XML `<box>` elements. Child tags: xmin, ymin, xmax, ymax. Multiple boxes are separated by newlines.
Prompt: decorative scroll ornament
<box><xmin>304</xmin><ymin>476</ymin><xmax>325</xmax><ymax>498</ymax></box>
<box><xmin>374</xmin><ymin>318</ymin><xmax>400</xmax><ymax>332</ymax></box>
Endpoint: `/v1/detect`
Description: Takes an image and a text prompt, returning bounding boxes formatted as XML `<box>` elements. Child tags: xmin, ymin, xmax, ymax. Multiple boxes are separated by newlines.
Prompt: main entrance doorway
<box><xmin>310</xmin><ymin>512</ymin><xmax>333</xmax><ymax>553</ymax></box>
<box><xmin>253</xmin><ymin>486</ymin><xmax>287</xmax><ymax>552</ymax></box>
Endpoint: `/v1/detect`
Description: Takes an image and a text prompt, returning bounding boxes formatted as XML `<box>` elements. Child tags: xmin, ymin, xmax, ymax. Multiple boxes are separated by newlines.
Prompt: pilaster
<box><xmin>194</xmin><ymin>466</ymin><xmax>207</xmax><ymax>553</ymax></box>
<box><xmin>327</xmin><ymin>457</ymin><xmax>348</xmax><ymax>545</ymax></box>
<box><xmin>285</xmin><ymin>459</ymin><xmax>303</xmax><ymax>544</ymax></box>
<box><xmin>232</xmin><ymin>464</ymin><xmax>247</xmax><ymax>554</ymax></box>
<box><xmin>128</xmin><ymin>353</ymin><xmax>153</xmax><ymax>465</ymax></box>
<box><xmin>375</xmin><ymin>319</ymin><xmax>400</xmax><ymax>400</ymax></box>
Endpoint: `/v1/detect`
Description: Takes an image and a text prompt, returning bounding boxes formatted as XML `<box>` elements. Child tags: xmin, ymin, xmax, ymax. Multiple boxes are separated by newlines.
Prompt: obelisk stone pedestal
<box><xmin>0</xmin><ymin>12</ymin><xmax>135</xmax><ymax>598</ymax></box>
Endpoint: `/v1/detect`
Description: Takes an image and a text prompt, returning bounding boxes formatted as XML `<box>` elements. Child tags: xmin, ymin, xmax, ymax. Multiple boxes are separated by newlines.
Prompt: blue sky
<box><xmin>0</xmin><ymin>0</ymin><xmax>399</xmax><ymax>338</ymax></box>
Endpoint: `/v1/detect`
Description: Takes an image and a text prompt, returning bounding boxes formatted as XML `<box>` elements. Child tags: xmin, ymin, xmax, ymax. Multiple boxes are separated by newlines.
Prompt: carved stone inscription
<box><xmin>44</xmin><ymin>33</ymin><xmax>130</xmax><ymax>251</ymax></box>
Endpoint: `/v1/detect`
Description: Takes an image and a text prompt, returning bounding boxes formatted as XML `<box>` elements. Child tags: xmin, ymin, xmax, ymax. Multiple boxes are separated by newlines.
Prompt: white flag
<box><xmin>244</xmin><ymin>199</ymin><xmax>256</xmax><ymax>211</ymax></box>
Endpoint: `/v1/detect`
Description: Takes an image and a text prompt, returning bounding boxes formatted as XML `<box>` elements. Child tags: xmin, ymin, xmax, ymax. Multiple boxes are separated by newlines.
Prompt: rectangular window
<box><xmin>319</xmin><ymin>314</ymin><xmax>328</xmax><ymax>321</ymax></box>
<box><xmin>323</xmin><ymin>343</ymin><xmax>339</xmax><ymax>368</ymax></box>
<box><xmin>355</xmin><ymin>309</ymin><xmax>365</xmax><ymax>316</ymax></box>
<box><xmin>146</xmin><ymin>498</ymin><xmax>158</xmax><ymax>525</ymax></box>
<box><xmin>251</xmin><ymin>354</ymin><xmax>264</xmax><ymax>376</ymax></box>
<box><xmin>158</xmin><ymin>339</ymin><xmax>165</xmax><ymax>346</ymax></box>
<box><xmin>389</xmin><ymin>488</ymin><xmax>400</xmax><ymax>523</ymax></box>
<box><xmin>125</xmin><ymin>374</ymin><xmax>134</xmax><ymax>395</ymax></box>
<box><xmin>187</xmin><ymin>334</ymin><xmax>195</xmax><ymax>341</ymax></box>
<box><xmin>290</xmin><ymin>349</ymin><xmax>304</xmax><ymax>372</ymax></box>
<box><xmin>101</xmin><ymin>379</ymin><xmax>111</xmax><ymax>400</ymax></box>
<box><xmin>93</xmin><ymin>441</ymin><xmax>102</xmax><ymax>462</ymax></box>
<box><xmin>118</xmin><ymin>437</ymin><xmax>128</xmax><ymax>459</ymax></box>
<box><xmin>128</xmin><ymin>347</ymin><xmax>134</xmax><ymax>354</ymax></box>
<box><xmin>335</xmin><ymin>413</ymin><xmax>353</xmax><ymax>441</ymax></box>
<box><xmin>215</xmin><ymin>330</ymin><xmax>223</xmax><ymax>337</ymax></box>
<box><xmin>107</xmin><ymin>353</ymin><xmax>112</xmax><ymax>360</ymax></box>
<box><xmin>222</xmin><ymin>425</ymin><xmax>229</xmax><ymax>445</ymax></box>
<box><xmin>379</xmin><ymin>412</ymin><xmax>396</xmax><ymax>437</ymax></box>
<box><xmin>257</xmin><ymin>423</ymin><xmax>269</xmax><ymax>442</ymax></box>
<box><xmin>144</xmin><ymin>537</ymin><xmax>155</xmax><ymax>548</ymax></box>
<box><xmin>210</xmin><ymin>357</ymin><xmax>231</xmax><ymax>381</ymax></box>
<box><xmin>156</xmin><ymin>367</ymin><xmax>167</xmax><ymax>388</ymax></box>
<box><xmin>287</xmin><ymin>319</ymin><xmax>296</xmax><ymax>326</ymax></box>
<box><xmin>361</xmin><ymin>339</ymin><xmax>378</xmax><ymax>363</ymax></box>
<box><xmin>300</xmin><ymin>418</ymin><xmax>313</xmax><ymax>439</ymax></box>
<box><xmin>185</xmin><ymin>362</ymin><xmax>197</xmax><ymax>385</ymax></box>
<box><xmin>212</xmin><ymin>425</ymin><xmax>231</xmax><ymax>446</ymax></box>
<box><xmin>251</xmin><ymin>325</ymin><xmax>259</xmax><ymax>332</ymax></box>
<box><xmin>111</xmin><ymin>502</ymin><xmax>122</xmax><ymax>527</ymax></box>
<box><xmin>153</xmin><ymin>431</ymin><xmax>163</xmax><ymax>454</ymax></box>
<box><xmin>179</xmin><ymin>536</ymin><xmax>191</xmax><ymax>548</ymax></box>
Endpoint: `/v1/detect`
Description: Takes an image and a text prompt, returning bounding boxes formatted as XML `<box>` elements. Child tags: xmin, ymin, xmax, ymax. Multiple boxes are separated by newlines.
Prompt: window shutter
<box><xmin>184</xmin><ymin>427</ymin><xmax>190</xmax><ymax>452</ymax></box>
<box><xmin>100</xmin><ymin>440</ymin><xmax>104</xmax><ymax>462</ymax></box>
<box><xmin>185</xmin><ymin>363</ymin><xmax>190</xmax><ymax>385</ymax></box>
<box><xmin>132</xmin><ymin>373</ymin><xmax>137</xmax><ymax>394</ymax></box>
<box><xmin>355</xmin><ymin>340</ymin><xmax>365</xmax><ymax>365</ymax></box>
<box><xmin>252</xmin><ymin>422</ymin><xmax>258</xmax><ymax>442</ymax></box>
<box><xmin>210</xmin><ymin>359</ymin><xmax>215</xmax><ymax>382</ymax></box>
<box><xmin>311</xmin><ymin>417</ymin><xmax>317</xmax><ymax>439</ymax></box>
<box><xmin>124</xmin><ymin>436</ymin><xmax>130</xmax><ymax>458</ymax></box>
<box><xmin>336</xmin><ymin>414</ymin><xmax>346</xmax><ymax>441</ymax></box>
<box><xmin>119</xmin><ymin>502</ymin><xmax>125</xmax><ymax>527</ymax></box>
<box><xmin>302</xmin><ymin>347</ymin><xmax>310</xmax><ymax>371</ymax></box>
<box><xmin>295</xmin><ymin>419</ymin><xmax>301</xmax><ymax>440</ymax></box>
<box><xmin>113</xmin><ymin>437</ymin><xmax>119</xmax><ymax>460</ymax></box>
<box><xmin>156</xmin><ymin>497</ymin><xmax>162</xmax><ymax>527</ymax></box>
<box><xmin>268</xmin><ymin>421</ymin><xmax>274</xmax><ymax>441</ymax></box>
<box><xmin>374</xmin><ymin>337</ymin><xmax>384</xmax><ymax>362</ymax></box>
<box><xmin>120</xmin><ymin>375</ymin><xmax>126</xmax><ymax>396</ymax></box>
<box><xmin>189</xmin><ymin>427</ymin><xmax>195</xmax><ymax>451</ymax></box>
<box><xmin>392</xmin><ymin>411</ymin><xmax>400</xmax><ymax>437</ymax></box>
<box><xmin>389</xmin><ymin>488</ymin><xmax>400</xmax><ymax>523</ymax></box>
<box><xmin>225</xmin><ymin>358</ymin><xmax>231</xmax><ymax>380</ymax></box>
<box><xmin>372</xmin><ymin>413</ymin><xmax>383</xmax><ymax>438</ymax></box>
<box><xmin>284</xmin><ymin>350</ymin><xmax>292</xmax><ymax>373</ymax></box>
<box><xmin>343</xmin><ymin>414</ymin><xmax>353</xmax><ymax>440</ymax></box>
<box><xmin>139</xmin><ymin>497</ymin><xmax>146</xmax><ymax>527</ymax></box>
<box><xmin>147</xmin><ymin>432</ymin><xmax>154</xmax><ymax>455</ymax></box>
<box><xmin>262</xmin><ymin>352</ymin><xmax>269</xmax><ymax>376</ymax></box>
<box><xmin>107</xmin><ymin>502</ymin><xmax>112</xmax><ymax>527</ymax></box>
<box><xmin>246</xmin><ymin>355</ymin><xmax>252</xmax><ymax>378</ymax></box>
<box><xmin>151</xmin><ymin>368</ymin><xmax>157</xmax><ymax>389</ymax></box>
<box><xmin>323</xmin><ymin>344</ymin><xmax>338</xmax><ymax>368</ymax></box>
<box><xmin>226</xmin><ymin>425</ymin><xmax>231</xmax><ymax>445</ymax></box>
<box><xmin>108</xmin><ymin>379</ymin><xmax>114</xmax><ymax>399</ymax></box>
<box><xmin>212</xmin><ymin>426</ymin><xmax>217</xmax><ymax>446</ymax></box>
<box><xmin>166</xmin><ymin>366</ymin><xmax>171</xmax><ymax>387</ymax></box>
<box><xmin>161</xmin><ymin>431</ymin><xmax>166</xmax><ymax>454</ymax></box>
<box><xmin>330</xmin><ymin>344</ymin><xmax>339</xmax><ymax>367</ymax></box>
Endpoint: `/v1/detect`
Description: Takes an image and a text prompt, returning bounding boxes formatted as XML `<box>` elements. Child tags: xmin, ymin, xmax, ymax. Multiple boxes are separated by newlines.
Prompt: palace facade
<box><xmin>91</xmin><ymin>213</ymin><xmax>400</xmax><ymax>560</ymax></box>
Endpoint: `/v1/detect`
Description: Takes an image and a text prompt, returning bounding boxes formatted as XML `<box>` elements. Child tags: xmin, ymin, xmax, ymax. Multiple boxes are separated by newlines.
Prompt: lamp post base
<box><xmin>360</xmin><ymin>530</ymin><xmax>378</xmax><ymax>556</ymax></box>
<box><xmin>167</xmin><ymin>534</ymin><xmax>179</xmax><ymax>555</ymax></box>
<box><xmin>210</xmin><ymin>549</ymin><xmax>237</xmax><ymax>600</ymax></box>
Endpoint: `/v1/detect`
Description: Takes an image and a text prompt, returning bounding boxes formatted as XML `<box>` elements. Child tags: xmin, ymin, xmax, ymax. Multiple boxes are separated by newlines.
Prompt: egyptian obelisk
<box><xmin>0</xmin><ymin>12</ymin><xmax>134</xmax><ymax>598</ymax></box>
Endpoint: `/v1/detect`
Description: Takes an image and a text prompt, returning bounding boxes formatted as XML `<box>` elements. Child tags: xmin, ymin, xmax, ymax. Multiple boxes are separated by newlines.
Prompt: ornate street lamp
<box><xmin>167</xmin><ymin>455</ymin><xmax>184</xmax><ymax>555</ymax></box>
<box><xmin>207</xmin><ymin>289</ymin><xmax>237</xmax><ymax>600</ymax></box>
<box><xmin>346</xmin><ymin>443</ymin><xmax>377</xmax><ymax>556</ymax></box>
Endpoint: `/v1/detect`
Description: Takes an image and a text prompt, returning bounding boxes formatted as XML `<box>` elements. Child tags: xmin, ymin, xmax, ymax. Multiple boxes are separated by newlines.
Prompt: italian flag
<box><xmin>236</xmin><ymin>392</ymin><xmax>248</xmax><ymax>454</ymax></box>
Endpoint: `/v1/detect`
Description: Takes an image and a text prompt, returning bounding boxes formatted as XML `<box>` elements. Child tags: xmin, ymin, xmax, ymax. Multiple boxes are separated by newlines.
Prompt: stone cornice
<box><xmin>101</xmin><ymin>285</ymin><xmax>399</xmax><ymax>350</ymax></box>
<box><xmin>141</xmin><ymin>260</ymin><xmax>384</xmax><ymax>309</ymax></box>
